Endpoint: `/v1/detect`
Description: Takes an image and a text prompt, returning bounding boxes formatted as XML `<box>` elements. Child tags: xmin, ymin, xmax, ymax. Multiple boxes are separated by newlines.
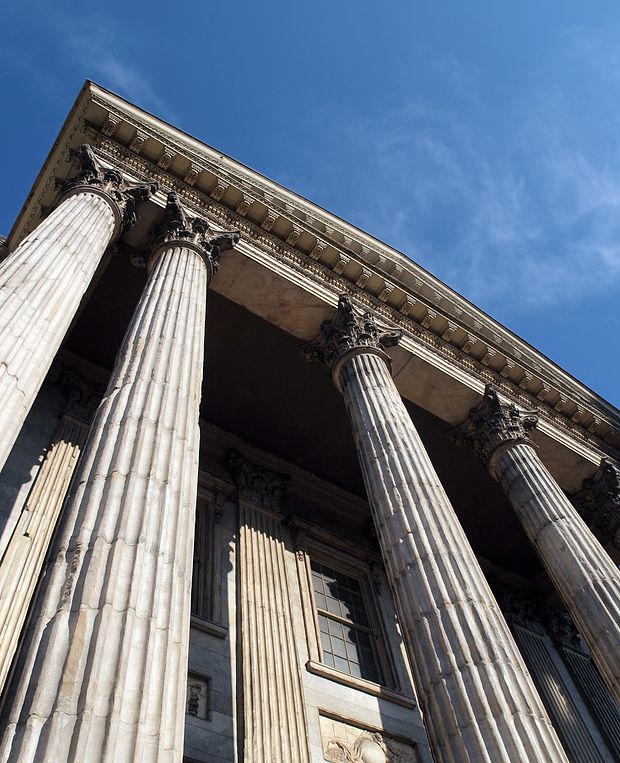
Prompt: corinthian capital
<box><xmin>450</xmin><ymin>384</ymin><xmax>538</xmax><ymax>473</ymax></box>
<box><xmin>302</xmin><ymin>294</ymin><xmax>402</xmax><ymax>372</ymax></box>
<box><xmin>62</xmin><ymin>144</ymin><xmax>157</xmax><ymax>233</ymax></box>
<box><xmin>151</xmin><ymin>192</ymin><xmax>240</xmax><ymax>275</ymax></box>
<box><xmin>227</xmin><ymin>449</ymin><xmax>290</xmax><ymax>513</ymax></box>
<box><xmin>573</xmin><ymin>458</ymin><xmax>620</xmax><ymax>548</ymax></box>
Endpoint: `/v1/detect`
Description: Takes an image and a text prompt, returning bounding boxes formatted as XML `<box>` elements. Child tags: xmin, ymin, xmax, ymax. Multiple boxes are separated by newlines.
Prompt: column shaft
<box><xmin>0</xmin><ymin>415</ymin><xmax>88</xmax><ymax>695</ymax></box>
<box><xmin>339</xmin><ymin>352</ymin><xmax>568</xmax><ymax>763</ymax></box>
<box><xmin>494</xmin><ymin>443</ymin><xmax>620</xmax><ymax>705</ymax></box>
<box><xmin>0</xmin><ymin>193</ymin><xmax>116</xmax><ymax>472</ymax></box>
<box><xmin>0</xmin><ymin>242</ymin><xmax>207</xmax><ymax>763</ymax></box>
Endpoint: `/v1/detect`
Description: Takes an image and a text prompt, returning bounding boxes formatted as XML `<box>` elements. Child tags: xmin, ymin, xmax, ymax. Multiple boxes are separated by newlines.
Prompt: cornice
<box><xmin>7</xmin><ymin>82</ymin><xmax>620</xmax><ymax>461</ymax></box>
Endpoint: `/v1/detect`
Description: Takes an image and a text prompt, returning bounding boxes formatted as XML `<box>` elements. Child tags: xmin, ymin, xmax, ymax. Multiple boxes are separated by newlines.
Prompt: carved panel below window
<box><xmin>320</xmin><ymin>714</ymin><xmax>418</xmax><ymax>762</ymax></box>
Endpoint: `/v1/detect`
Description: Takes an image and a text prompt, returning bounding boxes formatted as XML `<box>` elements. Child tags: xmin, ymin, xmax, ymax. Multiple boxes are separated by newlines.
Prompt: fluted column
<box><xmin>0</xmin><ymin>363</ymin><xmax>105</xmax><ymax>695</ymax></box>
<box><xmin>0</xmin><ymin>193</ymin><xmax>239</xmax><ymax>763</ymax></box>
<box><xmin>0</xmin><ymin>144</ymin><xmax>156</xmax><ymax>473</ymax></box>
<box><xmin>227</xmin><ymin>451</ymin><xmax>310</xmax><ymax>763</ymax></box>
<box><xmin>453</xmin><ymin>385</ymin><xmax>620</xmax><ymax>707</ymax></box>
<box><xmin>304</xmin><ymin>296</ymin><xmax>568</xmax><ymax>763</ymax></box>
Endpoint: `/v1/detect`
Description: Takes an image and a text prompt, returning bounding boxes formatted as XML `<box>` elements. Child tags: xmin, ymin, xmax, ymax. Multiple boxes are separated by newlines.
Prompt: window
<box><xmin>291</xmin><ymin>520</ymin><xmax>411</xmax><ymax>701</ymax></box>
<box><xmin>311</xmin><ymin>559</ymin><xmax>383</xmax><ymax>683</ymax></box>
<box><xmin>190</xmin><ymin>487</ymin><xmax>227</xmax><ymax>636</ymax></box>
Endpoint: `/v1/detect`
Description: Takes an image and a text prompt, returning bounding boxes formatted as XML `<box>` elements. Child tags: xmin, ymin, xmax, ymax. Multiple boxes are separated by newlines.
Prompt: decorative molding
<box><xmin>260</xmin><ymin>209</ymin><xmax>278</xmax><ymax>232</ymax></box>
<box><xmin>227</xmin><ymin>449</ymin><xmax>290</xmax><ymax>513</ymax></box>
<box><xmin>333</xmin><ymin>253</ymin><xmax>351</xmax><ymax>275</ymax></box>
<box><xmin>355</xmin><ymin>267</ymin><xmax>372</xmax><ymax>289</ymax></box>
<box><xmin>286</xmin><ymin>223</ymin><xmax>302</xmax><ymax>246</ymax></box>
<box><xmin>450</xmin><ymin>384</ymin><xmax>538</xmax><ymax>472</ymax></box>
<box><xmin>129</xmin><ymin>131</ymin><xmax>147</xmax><ymax>154</ymax></box>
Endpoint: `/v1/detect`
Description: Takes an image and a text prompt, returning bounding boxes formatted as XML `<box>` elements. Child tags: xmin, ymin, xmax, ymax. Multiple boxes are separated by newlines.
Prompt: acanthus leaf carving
<box><xmin>226</xmin><ymin>449</ymin><xmax>290</xmax><ymax>513</ymax></box>
<box><xmin>301</xmin><ymin>294</ymin><xmax>402</xmax><ymax>371</ymax></box>
<box><xmin>572</xmin><ymin>458</ymin><xmax>620</xmax><ymax>548</ymax></box>
<box><xmin>449</xmin><ymin>383</ymin><xmax>538</xmax><ymax>473</ymax></box>
<box><xmin>151</xmin><ymin>191</ymin><xmax>240</xmax><ymax>274</ymax></box>
<box><xmin>62</xmin><ymin>144</ymin><xmax>157</xmax><ymax>233</ymax></box>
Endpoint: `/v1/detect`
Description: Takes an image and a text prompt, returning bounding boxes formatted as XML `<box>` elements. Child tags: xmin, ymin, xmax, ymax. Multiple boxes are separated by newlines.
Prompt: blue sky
<box><xmin>2</xmin><ymin>1</ymin><xmax>619</xmax><ymax>407</ymax></box>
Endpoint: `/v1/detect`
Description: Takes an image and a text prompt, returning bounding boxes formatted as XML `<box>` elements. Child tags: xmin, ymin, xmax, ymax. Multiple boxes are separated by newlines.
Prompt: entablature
<box><xmin>6</xmin><ymin>82</ymin><xmax>620</xmax><ymax>474</ymax></box>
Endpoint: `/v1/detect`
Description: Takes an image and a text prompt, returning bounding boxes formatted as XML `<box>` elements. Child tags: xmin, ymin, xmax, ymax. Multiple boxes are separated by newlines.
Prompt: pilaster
<box><xmin>0</xmin><ymin>361</ymin><xmax>105</xmax><ymax>695</ymax></box>
<box><xmin>227</xmin><ymin>450</ymin><xmax>310</xmax><ymax>763</ymax></box>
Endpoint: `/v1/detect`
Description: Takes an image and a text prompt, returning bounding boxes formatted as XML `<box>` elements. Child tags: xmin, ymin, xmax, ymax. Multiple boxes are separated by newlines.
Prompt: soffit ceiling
<box><xmin>62</xmin><ymin>251</ymin><xmax>543</xmax><ymax>578</ymax></box>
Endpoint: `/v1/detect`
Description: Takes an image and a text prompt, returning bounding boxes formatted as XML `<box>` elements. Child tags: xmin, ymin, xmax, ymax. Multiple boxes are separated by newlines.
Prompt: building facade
<box><xmin>0</xmin><ymin>81</ymin><xmax>618</xmax><ymax>762</ymax></box>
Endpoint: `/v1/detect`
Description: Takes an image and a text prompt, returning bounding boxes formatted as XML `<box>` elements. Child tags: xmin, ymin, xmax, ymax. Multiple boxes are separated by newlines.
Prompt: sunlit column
<box><xmin>0</xmin><ymin>193</ymin><xmax>238</xmax><ymax>763</ymax></box>
<box><xmin>304</xmin><ymin>296</ymin><xmax>568</xmax><ymax>763</ymax></box>
<box><xmin>0</xmin><ymin>144</ymin><xmax>155</xmax><ymax>473</ymax></box>
<box><xmin>453</xmin><ymin>384</ymin><xmax>620</xmax><ymax>706</ymax></box>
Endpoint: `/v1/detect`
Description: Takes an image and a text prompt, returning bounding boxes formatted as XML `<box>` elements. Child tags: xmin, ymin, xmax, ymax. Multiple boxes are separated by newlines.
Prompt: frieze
<box><xmin>80</xmin><ymin>98</ymin><xmax>620</xmax><ymax>428</ymax></box>
<box><xmin>29</xmin><ymin>115</ymin><xmax>619</xmax><ymax>460</ymax></box>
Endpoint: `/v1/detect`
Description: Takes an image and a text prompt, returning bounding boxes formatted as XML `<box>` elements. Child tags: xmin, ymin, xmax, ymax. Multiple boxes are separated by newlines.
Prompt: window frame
<box><xmin>293</xmin><ymin>521</ymin><xmax>414</xmax><ymax>706</ymax></box>
<box><xmin>310</xmin><ymin>557</ymin><xmax>386</xmax><ymax>684</ymax></box>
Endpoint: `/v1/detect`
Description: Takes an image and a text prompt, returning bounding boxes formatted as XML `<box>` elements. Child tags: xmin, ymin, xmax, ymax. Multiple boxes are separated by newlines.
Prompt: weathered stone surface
<box><xmin>0</xmin><ymin>234</ymin><xmax>210</xmax><ymax>762</ymax></box>
<box><xmin>0</xmin><ymin>415</ymin><xmax>87</xmax><ymax>696</ymax></box>
<box><xmin>307</xmin><ymin>297</ymin><xmax>568</xmax><ymax>763</ymax></box>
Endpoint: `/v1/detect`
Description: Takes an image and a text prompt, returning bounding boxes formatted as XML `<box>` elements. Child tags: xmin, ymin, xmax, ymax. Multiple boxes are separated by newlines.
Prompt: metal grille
<box><xmin>514</xmin><ymin>625</ymin><xmax>605</xmax><ymax>763</ymax></box>
<box><xmin>560</xmin><ymin>646</ymin><xmax>620</xmax><ymax>759</ymax></box>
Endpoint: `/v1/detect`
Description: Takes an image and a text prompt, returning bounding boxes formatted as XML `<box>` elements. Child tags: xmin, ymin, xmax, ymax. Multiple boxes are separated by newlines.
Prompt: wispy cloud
<box><xmin>305</xmin><ymin>29</ymin><xmax>620</xmax><ymax>316</ymax></box>
<box><xmin>62</xmin><ymin>14</ymin><xmax>176</xmax><ymax>120</ymax></box>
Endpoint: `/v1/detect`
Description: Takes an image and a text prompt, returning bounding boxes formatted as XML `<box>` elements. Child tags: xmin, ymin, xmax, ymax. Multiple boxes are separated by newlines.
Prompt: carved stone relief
<box><xmin>320</xmin><ymin>715</ymin><xmax>418</xmax><ymax>763</ymax></box>
<box><xmin>186</xmin><ymin>673</ymin><xmax>210</xmax><ymax>720</ymax></box>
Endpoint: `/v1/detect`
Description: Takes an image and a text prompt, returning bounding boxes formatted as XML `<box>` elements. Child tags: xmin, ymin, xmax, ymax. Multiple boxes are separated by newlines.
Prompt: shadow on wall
<box><xmin>0</xmin><ymin>383</ymin><xmax>67</xmax><ymax>559</ymax></box>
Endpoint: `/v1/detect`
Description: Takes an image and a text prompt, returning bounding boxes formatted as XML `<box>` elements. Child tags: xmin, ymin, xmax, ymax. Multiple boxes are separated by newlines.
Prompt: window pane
<box><xmin>311</xmin><ymin>559</ymin><xmax>383</xmax><ymax>684</ymax></box>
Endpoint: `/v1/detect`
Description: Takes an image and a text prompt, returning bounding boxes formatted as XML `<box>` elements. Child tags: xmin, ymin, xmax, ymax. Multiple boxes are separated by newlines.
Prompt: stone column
<box><xmin>453</xmin><ymin>385</ymin><xmax>620</xmax><ymax>707</ymax></box>
<box><xmin>0</xmin><ymin>144</ymin><xmax>156</xmax><ymax>474</ymax></box>
<box><xmin>303</xmin><ymin>296</ymin><xmax>568</xmax><ymax>763</ymax></box>
<box><xmin>0</xmin><ymin>362</ymin><xmax>105</xmax><ymax>695</ymax></box>
<box><xmin>0</xmin><ymin>193</ymin><xmax>239</xmax><ymax>763</ymax></box>
<box><xmin>227</xmin><ymin>451</ymin><xmax>310</xmax><ymax>763</ymax></box>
